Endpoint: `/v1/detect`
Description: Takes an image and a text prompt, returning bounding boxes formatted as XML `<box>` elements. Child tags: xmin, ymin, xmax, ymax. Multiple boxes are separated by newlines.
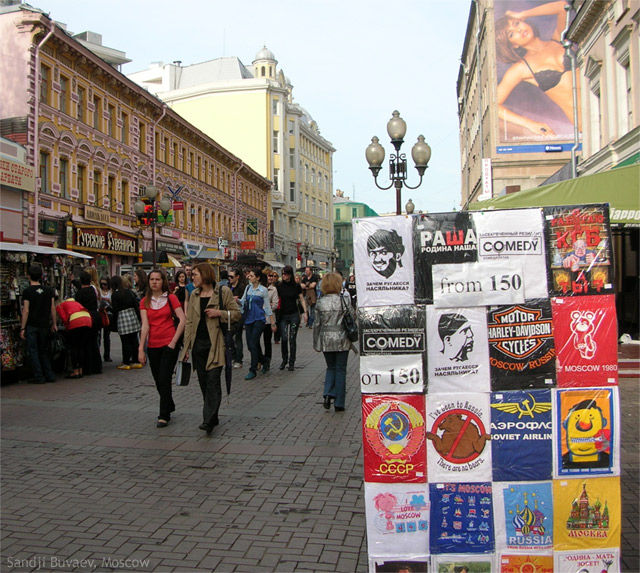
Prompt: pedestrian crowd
<box><xmin>18</xmin><ymin>262</ymin><xmax>359</xmax><ymax>431</ymax></box>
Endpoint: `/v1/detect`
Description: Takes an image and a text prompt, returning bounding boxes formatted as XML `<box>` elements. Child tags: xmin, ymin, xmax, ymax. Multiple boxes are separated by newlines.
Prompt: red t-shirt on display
<box><xmin>140</xmin><ymin>293</ymin><xmax>181</xmax><ymax>348</ymax></box>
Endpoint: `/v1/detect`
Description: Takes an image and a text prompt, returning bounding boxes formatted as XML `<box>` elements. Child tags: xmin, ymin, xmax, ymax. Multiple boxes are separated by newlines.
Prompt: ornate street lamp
<box><xmin>329</xmin><ymin>247</ymin><xmax>339</xmax><ymax>271</ymax></box>
<box><xmin>134</xmin><ymin>185</ymin><xmax>173</xmax><ymax>266</ymax></box>
<box><xmin>365</xmin><ymin>110</ymin><xmax>431</xmax><ymax>215</ymax></box>
<box><xmin>301</xmin><ymin>241</ymin><xmax>312</xmax><ymax>267</ymax></box>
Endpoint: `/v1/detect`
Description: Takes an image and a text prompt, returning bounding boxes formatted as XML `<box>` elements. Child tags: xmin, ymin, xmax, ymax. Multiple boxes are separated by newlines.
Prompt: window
<box><xmin>39</xmin><ymin>152</ymin><xmax>49</xmax><ymax>192</ymax></box>
<box><xmin>93</xmin><ymin>170</ymin><xmax>101</xmax><ymax>204</ymax></box>
<box><xmin>59</xmin><ymin>158</ymin><xmax>68</xmax><ymax>198</ymax></box>
<box><xmin>289</xmin><ymin>181</ymin><xmax>296</xmax><ymax>203</ymax></box>
<box><xmin>273</xmin><ymin>168</ymin><xmax>279</xmax><ymax>190</ymax></box>
<box><xmin>272</xmin><ymin>130</ymin><xmax>279</xmax><ymax>153</ymax></box>
<box><xmin>336</xmin><ymin>228</ymin><xmax>341</xmax><ymax>240</ymax></box>
<box><xmin>289</xmin><ymin>148</ymin><xmax>295</xmax><ymax>168</ymax></box>
<box><xmin>77</xmin><ymin>165</ymin><xmax>86</xmax><ymax>202</ymax></box>
<box><xmin>352</xmin><ymin>207</ymin><xmax>358</xmax><ymax>218</ymax></box>
<box><xmin>288</xmin><ymin>119</ymin><xmax>295</xmax><ymax>135</ymax></box>
<box><xmin>77</xmin><ymin>86</ymin><xmax>85</xmax><ymax>122</ymax></box>
<box><xmin>335</xmin><ymin>208</ymin><xmax>341</xmax><ymax>221</ymax></box>
<box><xmin>139</xmin><ymin>121</ymin><xmax>146</xmax><ymax>153</ymax></box>
<box><xmin>272</xmin><ymin>98</ymin><xmax>278</xmax><ymax>115</ymax></box>
<box><xmin>122</xmin><ymin>180</ymin><xmax>129</xmax><ymax>214</ymax></box>
<box><xmin>121</xmin><ymin>112</ymin><xmax>129</xmax><ymax>144</ymax></box>
<box><xmin>93</xmin><ymin>95</ymin><xmax>101</xmax><ymax>130</ymax></box>
<box><xmin>59</xmin><ymin>76</ymin><xmax>68</xmax><ymax>114</ymax></box>
<box><xmin>164</xmin><ymin>137</ymin><xmax>169</xmax><ymax>163</ymax></box>
<box><xmin>40</xmin><ymin>64</ymin><xmax>50</xmax><ymax>105</ymax></box>
<box><xmin>107</xmin><ymin>104</ymin><xmax>115</xmax><ymax>138</ymax></box>
<box><xmin>108</xmin><ymin>176</ymin><xmax>115</xmax><ymax>209</ymax></box>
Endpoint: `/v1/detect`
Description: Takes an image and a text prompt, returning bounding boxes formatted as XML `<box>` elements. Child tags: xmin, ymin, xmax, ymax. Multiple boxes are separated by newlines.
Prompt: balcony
<box><xmin>271</xmin><ymin>189</ymin><xmax>284</xmax><ymax>208</ymax></box>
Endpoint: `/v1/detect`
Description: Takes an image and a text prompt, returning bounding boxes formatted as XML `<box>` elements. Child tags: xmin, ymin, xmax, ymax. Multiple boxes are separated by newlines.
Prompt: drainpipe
<box><xmin>562</xmin><ymin>1</ymin><xmax>579</xmax><ymax>179</ymax></box>
<box><xmin>232</xmin><ymin>161</ymin><xmax>244</xmax><ymax>258</ymax></box>
<box><xmin>32</xmin><ymin>19</ymin><xmax>54</xmax><ymax>246</ymax></box>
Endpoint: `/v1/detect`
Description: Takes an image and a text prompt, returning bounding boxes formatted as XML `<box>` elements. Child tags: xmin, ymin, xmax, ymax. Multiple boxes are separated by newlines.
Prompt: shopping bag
<box><xmin>175</xmin><ymin>360</ymin><xmax>191</xmax><ymax>386</ymax></box>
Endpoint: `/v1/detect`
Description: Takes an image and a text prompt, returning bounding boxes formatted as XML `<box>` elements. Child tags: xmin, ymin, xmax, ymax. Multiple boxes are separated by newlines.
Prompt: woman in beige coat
<box><xmin>180</xmin><ymin>263</ymin><xmax>241</xmax><ymax>433</ymax></box>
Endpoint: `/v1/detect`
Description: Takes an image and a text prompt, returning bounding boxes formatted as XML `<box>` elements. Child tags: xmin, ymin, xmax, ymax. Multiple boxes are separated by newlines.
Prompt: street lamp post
<box><xmin>329</xmin><ymin>247</ymin><xmax>339</xmax><ymax>271</ymax></box>
<box><xmin>365</xmin><ymin>110</ymin><xmax>431</xmax><ymax>215</ymax></box>
<box><xmin>133</xmin><ymin>186</ymin><xmax>173</xmax><ymax>267</ymax></box>
<box><xmin>301</xmin><ymin>241</ymin><xmax>312</xmax><ymax>267</ymax></box>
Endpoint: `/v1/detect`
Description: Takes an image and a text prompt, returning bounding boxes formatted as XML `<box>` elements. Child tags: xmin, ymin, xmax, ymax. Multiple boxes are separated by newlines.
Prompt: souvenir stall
<box><xmin>353</xmin><ymin>205</ymin><xmax>621</xmax><ymax>573</ymax></box>
<box><xmin>0</xmin><ymin>243</ymin><xmax>92</xmax><ymax>379</ymax></box>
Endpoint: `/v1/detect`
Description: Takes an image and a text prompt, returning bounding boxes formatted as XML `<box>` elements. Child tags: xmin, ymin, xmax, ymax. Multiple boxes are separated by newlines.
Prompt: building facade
<box><xmin>0</xmin><ymin>4</ymin><xmax>270</xmax><ymax>275</ymax></box>
<box><xmin>457</xmin><ymin>0</ymin><xmax>583</xmax><ymax>207</ymax></box>
<box><xmin>127</xmin><ymin>48</ymin><xmax>335</xmax><ymax>268</ymax></box>
<box><xmin>458</xmin><ymin>0</ymin><xmax>638</xmax><ymax>208</ymax></box>
<box><xmin>333</xmin><ymin>190</ymin><xmax>378</xmax><ymax>275</ymax></box>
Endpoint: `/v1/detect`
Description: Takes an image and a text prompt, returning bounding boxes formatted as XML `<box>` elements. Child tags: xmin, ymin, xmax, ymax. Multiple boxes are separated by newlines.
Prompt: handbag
<box><xmin>99</xmin><ymin>307</ymin><xmax>110</xmax><ymax>328</ymax></box>
<box><xmin>174</xmin><ymin>360</ymin><xmax>191</xmax><ymax>386</ymax></box>
<box><xmin>340</xmin><ymin>294</ymin><xmax>358</xmax><ymax>342</ymax></box>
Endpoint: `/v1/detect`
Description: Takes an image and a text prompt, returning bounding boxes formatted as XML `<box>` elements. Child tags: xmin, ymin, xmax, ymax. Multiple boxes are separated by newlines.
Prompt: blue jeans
<box><xmin>24</xmin><ymin>326</ymin><xmax>55</xmax><ymax>382</ymax></box>
<box><xmin>323</xmin><ymin>350</ymin><xmax>349</xmax><ymax>409</ymax></box>
<box><xmin>245</xmin><ymin>321</ymin><xmax>265</xmax><ymax>374</ymax></box>
<box><xmin>279</xmin><ymin>312</ymin><xmax>300</xmax><ymax>366</ymax></box>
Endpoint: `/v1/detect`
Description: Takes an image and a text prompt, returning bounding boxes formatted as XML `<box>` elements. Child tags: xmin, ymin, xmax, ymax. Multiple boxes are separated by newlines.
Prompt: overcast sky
<box><xmin>29</xmin><ymin>0</ymin><xmax>472</xmax><ymax>215</ymax></box>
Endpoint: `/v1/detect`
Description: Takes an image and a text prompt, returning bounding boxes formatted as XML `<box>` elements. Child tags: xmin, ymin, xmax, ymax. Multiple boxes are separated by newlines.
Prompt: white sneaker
<box><xmin>232</xmin><ymin>362</ymin><xmax>242</xmax><ymax>369</ymax></box>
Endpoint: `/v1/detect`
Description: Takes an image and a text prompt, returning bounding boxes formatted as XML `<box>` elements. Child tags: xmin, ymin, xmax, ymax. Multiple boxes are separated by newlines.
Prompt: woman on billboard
<box><xmin>495</xmin><ymin>0</ymin><xmax>577</xmax><ymax>139</ymax></box>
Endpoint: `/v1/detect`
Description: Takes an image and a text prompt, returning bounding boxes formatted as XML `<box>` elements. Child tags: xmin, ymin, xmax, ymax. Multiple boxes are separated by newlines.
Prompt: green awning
<box><xmin>469</xmin><ymin>164</ymin><xmax>640</xmax><ymax>227</ymax></box>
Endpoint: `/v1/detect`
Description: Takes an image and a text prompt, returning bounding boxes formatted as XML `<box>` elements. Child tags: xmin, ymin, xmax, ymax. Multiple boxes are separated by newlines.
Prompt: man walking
<box><xmin>20</xmin><ymin>264</ymin><xmax>57</xmax><ymax>383</ymax></box>
<box><xmin>300</xmin><ymin>266</ymin><xmax>319</xmax><ymax>328</ymax></box>
<box><xmin>228</xmin><ymin>269</ymin><xmax>246</xmax><ymax>369</ymax></box>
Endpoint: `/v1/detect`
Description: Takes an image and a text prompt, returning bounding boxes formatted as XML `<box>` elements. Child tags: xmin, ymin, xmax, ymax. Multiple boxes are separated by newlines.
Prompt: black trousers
<box><xmin>147</xmin><ymin>345</ymin><xmax>179</xmax><ymax>420</ymax></box>
<box><xmin>119</xmin><ymin>332</ymin><xmax>138</xmax><ymax>365</ymax></box>
<box><xmin>192</xmin><ymin>339</ymin><xmax>223</xmax><ymax>427</ymax></box>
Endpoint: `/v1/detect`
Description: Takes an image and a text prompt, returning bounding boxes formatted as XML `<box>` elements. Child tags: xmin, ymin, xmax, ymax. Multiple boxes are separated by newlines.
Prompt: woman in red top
<box><xmin>138</xmin><ymin>269</ymin><xmax>186</xmax><ymax>428</ymax></box>
<box><xmin>56</xmin><ymin>297</ymin><xmax>92</xmax><ymax>379</ymax></box>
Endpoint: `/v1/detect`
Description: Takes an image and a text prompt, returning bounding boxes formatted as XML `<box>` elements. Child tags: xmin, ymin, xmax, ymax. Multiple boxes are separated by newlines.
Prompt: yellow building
<box><xmin>0</xmin><ymin>5</ymin><xmax>270</xmax><ymax>274</ymax></box>
<box><xmin>128</xmin><ymin>47</ymin><xmax>335</xmax><ymax>268</ymax></box>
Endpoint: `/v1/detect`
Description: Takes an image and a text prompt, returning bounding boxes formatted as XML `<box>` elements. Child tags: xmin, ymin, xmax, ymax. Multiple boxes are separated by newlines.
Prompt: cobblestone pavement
<box><xmin>1</xmin><ymin>332</ymin><xmax>638</xmax><ymax>572</ymax></box>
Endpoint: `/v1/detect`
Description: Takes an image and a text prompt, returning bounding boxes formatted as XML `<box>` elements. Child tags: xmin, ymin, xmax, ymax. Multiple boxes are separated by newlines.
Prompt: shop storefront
<box><xmin>67</xmin><ymin>223</ymin><xmax>140</xmax><ymax>280</ymax></box>
<box><xmin>0</xmin><ymin>242</ymin><xmax>91</xmax><ymax>378</ymax></box>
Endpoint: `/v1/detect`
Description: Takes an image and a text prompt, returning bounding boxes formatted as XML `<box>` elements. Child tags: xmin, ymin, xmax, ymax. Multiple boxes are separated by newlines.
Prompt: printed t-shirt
<box><xmin>141</xmin><ymin>293</ymin><xmax>181</xmax><ymax>348</ymax></box>
<box><xmin>22</xmin><ymin>284</ymin><xmax>54</xmax><ymax>328</ymax></box>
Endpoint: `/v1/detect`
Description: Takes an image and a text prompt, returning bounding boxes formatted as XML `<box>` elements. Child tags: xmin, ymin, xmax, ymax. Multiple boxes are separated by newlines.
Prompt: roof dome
<box><xmin>254</xmin><ymin>45</ymin><xmax>277</xmax><ymax>63</ymax></box>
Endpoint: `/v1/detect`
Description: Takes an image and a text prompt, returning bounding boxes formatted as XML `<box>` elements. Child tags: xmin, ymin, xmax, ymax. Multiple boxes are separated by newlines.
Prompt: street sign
<box><xmin>240</xmin><ymin>241</ymin><xmax>256</xmax><ymax>250</ymax></box>
<box><xmin>247</xmin><ymin>218</ymin><xmax>258</xmax><ymax>235</ymax></box>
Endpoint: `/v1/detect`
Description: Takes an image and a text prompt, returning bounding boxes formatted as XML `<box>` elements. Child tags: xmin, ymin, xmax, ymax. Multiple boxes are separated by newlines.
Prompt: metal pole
<box><xmin>395</xmin><ymin>179</ymin><xmax>403</xmax><ymax>216</ymax></box>
<box><xmin>151</xmin><ymin>222</ymin><xmax>157</xmax><ymax>267</ymax></box>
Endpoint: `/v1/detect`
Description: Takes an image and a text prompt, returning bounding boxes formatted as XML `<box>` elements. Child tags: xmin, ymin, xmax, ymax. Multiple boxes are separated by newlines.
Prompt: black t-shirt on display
<box><xmin>22</xmin><ymin>284</ymin><xmax>54</xmax><ymax>328</ymax></box>
<box><xmin>276</xmin><ymin>281</ymin><xmax>303</xmax><ymax>315</ymax></box>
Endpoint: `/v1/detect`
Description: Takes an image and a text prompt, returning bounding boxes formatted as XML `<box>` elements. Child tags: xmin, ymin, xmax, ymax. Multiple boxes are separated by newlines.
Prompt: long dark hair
<box><xmin>143</xmin><ymin>268</ymin><xmax>170</xmax><ymax>309</ymax></box>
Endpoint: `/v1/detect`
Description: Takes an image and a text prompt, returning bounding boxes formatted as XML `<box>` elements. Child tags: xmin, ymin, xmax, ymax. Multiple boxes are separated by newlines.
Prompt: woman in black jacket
<box><xmin>110</xmin><ymin>275</ymin><xmax>142</xmax><ymax>370</ymax></box>
<box><xmin>74</xmin><ymin>270</ymin><xmax>102</xmax><ymax>375</ymax></box>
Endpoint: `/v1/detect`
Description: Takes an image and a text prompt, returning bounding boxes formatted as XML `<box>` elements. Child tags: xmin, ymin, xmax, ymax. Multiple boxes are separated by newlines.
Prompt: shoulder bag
<box><xmin>340</xmin><ymin>294</ymin><xmax>358</xmax><ymax>342</ymax></box>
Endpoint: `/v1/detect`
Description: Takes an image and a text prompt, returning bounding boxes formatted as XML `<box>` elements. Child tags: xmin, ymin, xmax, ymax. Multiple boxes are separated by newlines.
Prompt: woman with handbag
<box><xmin>180</xmin><ymin>263</ymin><xmax>240</xmax><ymax>433</ymax></box>
<box><xmin>138</xmin><ymin>269</ymin><xmax>186</xmax><ymax>428</ymax></box>
<box><xmin>99</xmin><ymin>277</ymin><xmax>113</xmax><ymax>362</ymax></box>
<box><xmin>239</xmin><ymin>269</ymin><xmax>276</xmax><ymax>380</ymax></box>
<box><xmin>110</xmin><ymin>275</ymin><xmax>142</xmax><ymax>370</ymax></box>
<box><xmin>312</xmin><ymin>272</ymin><xmax>356</xmax><ymax>412</ymax></box>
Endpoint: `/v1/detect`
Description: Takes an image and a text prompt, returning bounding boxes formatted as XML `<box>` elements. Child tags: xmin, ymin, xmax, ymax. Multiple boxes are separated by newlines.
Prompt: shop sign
<box><xmin>232</xmin><ymin>231</ymin><xmax>245</xmax><ymax>242</ymax></box>
<box><xmin>40</xmin><ymin>219</ymin><xmax>58</xmax><ymax>235</ymax></box>
<box><xmin>74</xmin><ymin>226</ymin><xmax>137</xmax><ymax>255</ymax></box>
<box><xmin>172</xmin><ymin>201</ymin><xmax>184</xmax><ymax>211</ymax></box>
<box><xmin>0</xmin><ymin>157</ymin><xmax>35</xmax><ymax>192</ymax></box>
<box><xmin>84</xmin><ymin>205</ymin><xmax>111</xmax><ymax>225</ymax></box>
<box><xmin>218</xmin><ymin>237</ymin><xmax>228</xmax><ymax>248</ymax></box>
<box><xmin>183</xmin><ymin>242</ymin><xmax>204</xmax><ymax>258</ymax></box>
<box><xmin>241</xmin><ymin>241</ymin><xmax>256</xmax><ymax>250</ymax></box>
<box><xmin>156</xmin><ymin>239</ymin><xmax>184</xmax><ymax>255</ymax></box>
<box><xmin>247</xmin><ymin>219</ymin><xmax>258</xmax><ymax>235</ymax></box>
